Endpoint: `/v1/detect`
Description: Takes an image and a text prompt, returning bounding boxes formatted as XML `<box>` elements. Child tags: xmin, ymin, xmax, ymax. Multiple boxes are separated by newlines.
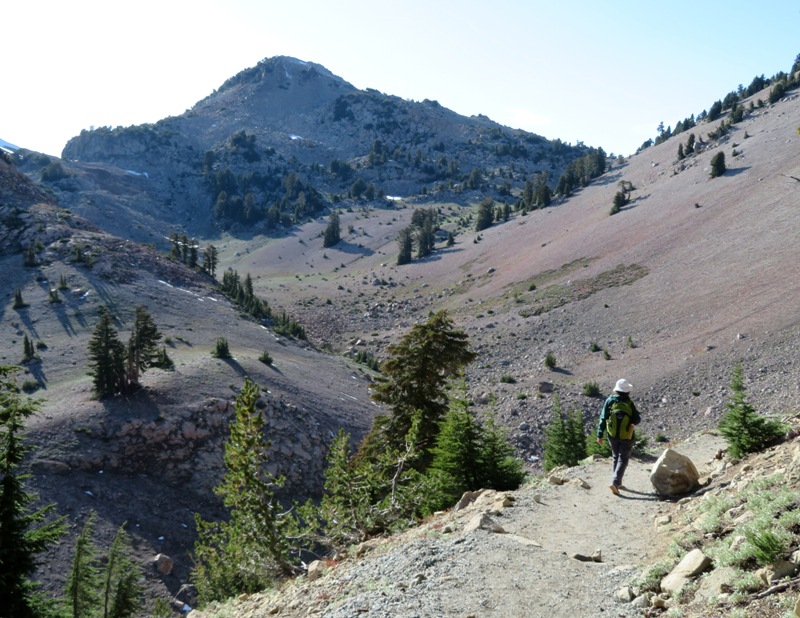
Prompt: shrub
<box><xmin>718</xmin><ymin>363</ymin><xmax>785</xmax><ymax>458</ymax></box>
<box><xmin>499</xmin><ymin>375</ymin><xmax>516</xmax><ymax>384</ymax></box>
<box><xmin>21</xmin><ymin>379</ymin><xmax>40</xmax><ymax>393</ymax></box>
<box><xmin>582</xmin><ymin>381</ymin><xmax>600</xmax><ymax>397</ymax></box>
<box><xmin>544</xmin><ymin>352</ymin><xmax>556</xmax><ymax>370</ymax></box>
<box><xmin>710</xmin><ymin>152</ymin><xmax>726</xmax><ymax>178</ymax></box>
<box><xmin>589</xmin><ymin>342</ymin><xmax>601</xmax><ymax>352</ymax></box>
<box><xmin>153</xmin><ymin>347</ymin><xmax>174</xmax><ymax>370</ymax></box>
<box><xmin>745</xmin><ymin>528</ymin><xmax>787</xmax><ymax>566</ymax></box>
<box><xmin>258</xmin><ymin>350</ymin><xmax>273</xmax><ymax>366</ymax></box>
<box><xmin>212</xmin><ymin>338</ymin><xmax>231</xmax><ymax>359</ymax></box>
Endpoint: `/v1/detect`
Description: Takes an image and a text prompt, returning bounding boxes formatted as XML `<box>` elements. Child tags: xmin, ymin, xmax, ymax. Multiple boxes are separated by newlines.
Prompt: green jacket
<box><xmin>597</xmin><ymin>392</ymin><xmax>641</xmax><ymax>439</ymax></box>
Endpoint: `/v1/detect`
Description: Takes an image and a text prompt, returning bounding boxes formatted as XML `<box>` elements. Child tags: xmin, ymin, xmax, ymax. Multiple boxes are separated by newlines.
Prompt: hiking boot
<box><xmin>609</xmin><ymin>484</ymin><xmax>620</xmax><ymax>496</ymax></box>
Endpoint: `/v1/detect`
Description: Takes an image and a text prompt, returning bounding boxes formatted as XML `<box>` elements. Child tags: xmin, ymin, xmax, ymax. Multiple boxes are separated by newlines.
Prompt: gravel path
<box><xmin>197</xmin><ymin>432</ymin><xmax>728</xmax><ymax>618</ymax></box>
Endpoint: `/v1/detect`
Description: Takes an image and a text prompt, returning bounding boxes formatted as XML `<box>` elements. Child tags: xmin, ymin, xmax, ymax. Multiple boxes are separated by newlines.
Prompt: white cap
<box><xmin>614</xmin><ymin>379</ymin><xmax>633</xmax><ymax>393</ymax></box>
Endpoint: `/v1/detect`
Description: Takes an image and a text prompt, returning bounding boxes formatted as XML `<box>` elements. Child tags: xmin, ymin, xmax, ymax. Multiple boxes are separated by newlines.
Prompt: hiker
<box><xmin>596</xmin><ymin>378</ymin><xmax>640</xmax><ymax>496</ymax></box>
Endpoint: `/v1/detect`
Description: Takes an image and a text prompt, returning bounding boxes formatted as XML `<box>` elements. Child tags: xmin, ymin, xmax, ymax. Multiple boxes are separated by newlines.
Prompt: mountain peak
<box><xmin>216</xmin><ymin>55</ymin><xmax>351</xmax><ymax>95</ymax></box>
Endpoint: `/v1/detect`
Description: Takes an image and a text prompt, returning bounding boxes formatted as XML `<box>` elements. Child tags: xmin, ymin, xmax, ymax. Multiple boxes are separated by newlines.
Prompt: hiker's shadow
<box><xmin>618</xmin><ymin>488</ymin><xmax>659</xmax><ymax>501</ymax></box>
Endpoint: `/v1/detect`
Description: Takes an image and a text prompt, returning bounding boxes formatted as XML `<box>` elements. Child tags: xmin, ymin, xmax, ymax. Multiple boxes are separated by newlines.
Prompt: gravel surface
<box><xmin>196</xmin><ymin>432</ymin><xmax>730</xmax><ymax>618</ymax></box>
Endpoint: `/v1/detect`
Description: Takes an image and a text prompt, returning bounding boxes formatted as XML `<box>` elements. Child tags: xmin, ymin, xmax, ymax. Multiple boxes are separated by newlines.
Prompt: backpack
<box><xmin>606</xmin><ymin>399</ymin><xmax>634</xmax><ymax>440</ymax></box>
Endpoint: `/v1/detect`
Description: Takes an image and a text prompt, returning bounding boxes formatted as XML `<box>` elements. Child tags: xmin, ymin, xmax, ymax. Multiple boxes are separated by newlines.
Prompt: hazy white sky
<box><xmin>4</xmin><ymin>1</ymin><xmax>799</xmax><ymax>157</ymax></box>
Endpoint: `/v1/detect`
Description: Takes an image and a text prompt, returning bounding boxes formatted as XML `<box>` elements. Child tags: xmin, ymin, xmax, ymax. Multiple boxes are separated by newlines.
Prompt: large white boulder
<box><xmin>650</xmin><ymin>448</ymin><xmax>700</xmax><ymax>496</ymax></box>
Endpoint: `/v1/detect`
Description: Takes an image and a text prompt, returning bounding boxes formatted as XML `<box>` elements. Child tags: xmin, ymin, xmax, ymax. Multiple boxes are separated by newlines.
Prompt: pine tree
<box><xmin>299</xmin><ymin>429</ymin><xmax>380</xmax><ymax>548</ymax></box>
<box><xmin>718</xmin><ymin>363</ymin><xmax>785</xmax><ymax>458</ymax></box>
<box><xmin>475</xmin><ymin>198</ymin><xmax>494</xmax><ymax>232</ymax></box>
<box><xmin>202</xmin><ymin>244</ymin><xmax>219</xmax><ymax>278</ymax></box>
<box><xmin>323</xmin><ymin>211</ymin><xmax>341</xmax><ymax>248</ymax></box>
<box><xmin>13</xmin><ymin>289</ymin><xmax>28</xmax><ymax>310</ymax></box>
<box><xmin>542</xmin><ymin>394</ymin><xmax>586</xmax><ymax>471</ymax></box>
<box><xmin>124</xmin><ymin>306</ymin><xmax>162</xmax><ymax>392</ymax></box>
<box><xmin>170</xmin><ymin>233</ymin><xmax>181</xmax><ymax>260</ymax></box>
<box><xmin>87</xmin><ymin>308</ymin><xmax>126</xmax><ymax>398</ymax></box>
<box><xmin>710</xmin><ymin>151</ymin><xmax>726</xmax><ymax>178</ymax></box>
<box><xmin>369</xmin><ymin>311</ymin><xmax>476</xmax><ymax>462</ymax></box>
<box><xmin>65</xmin><ymin>514</ymin><xmax>101</xmax><ymax>618</ymax></box>
<box><xmin>396</xmin><ymin>227</ymin><xmax>413</xmax><ymax>265</ymax></box>
<box><xmin>428</xmin><ymin>393</ymin><xmax>484</xmax><ymax>504</ymax></box>
<box><xmin>180</xmin><ymin>234</ymin><xmax>189</xmax><ymax>264</ymax></box>
<box><xmin>478</xmin><ymin>412</ymin><xmax>526</xmax><ymax>491</ymax></box>
<box><xmin>22</xmin><ymin>334</ymin><xmax>35</xmax><ymax>363</ymax></box>
<box><xmin>192</xmin><ymin>379</ymin><xmax>296</xmax><ymax>604</ymax></box>
<box><xmin>23</xmin><ymin>243</ymin><xmax>38</xmax><ymax>267</ymax></box>
<box><xmin>0</xmin><ymin>366</ymin><xmax>66</xmax><ymax>617</ymax></box>
<box><xmin>188</xmin><ymin>239</ymin><xmax>199</xmax><ymax>269</ymax></box>
<box><xmin>102</xmin><ymin>524</ymin><xmax>142</xmax><ymax>618</ymax></box>
<box><xmin>686</xmin><ymin>133</ymin><xmax>696</xmax><ymax>154</ymax></box>
<box><xmin>211</xmin><ymin>338</ymin><xmax>230</xmax><ymax>359</ymax></box>
<box><xmin>543</xmin><ymin>393</ymin><xmax>570</xmax><ymax>471</ymax></box>
<box><xmin>416</xmin><ymin>222</ymin><xmax>434</xmax><ymax>259</ymax></box>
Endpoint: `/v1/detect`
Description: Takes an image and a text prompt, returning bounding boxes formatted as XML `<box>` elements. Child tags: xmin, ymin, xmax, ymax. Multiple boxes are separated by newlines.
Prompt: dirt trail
<box><xmin>201</xmin><ymin>431</ymin><xmax>730</xmax><ymax>618</ymax></box>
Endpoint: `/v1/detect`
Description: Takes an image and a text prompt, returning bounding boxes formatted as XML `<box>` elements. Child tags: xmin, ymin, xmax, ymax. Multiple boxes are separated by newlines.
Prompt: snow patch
<box><xmin>125</xmin><ymin>170</ymin><xmax>149</xmax><ymax>178</ymax></box>
<box><xmin>289</xmin><ymin>134</ymin><xmax>303</xmax><ymax>140</ymax></box>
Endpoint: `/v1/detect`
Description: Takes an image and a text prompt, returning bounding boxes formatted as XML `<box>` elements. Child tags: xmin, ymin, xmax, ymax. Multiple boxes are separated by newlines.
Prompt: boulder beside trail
<box><xmin>661</xmin><ymin>548</ymin><xmax>712</xmax><ymax>593</ymax></box>
<box><xmin>650</xmin><ymin>448</ymin><xmax>700</xmax><ymax>496</ymax></box>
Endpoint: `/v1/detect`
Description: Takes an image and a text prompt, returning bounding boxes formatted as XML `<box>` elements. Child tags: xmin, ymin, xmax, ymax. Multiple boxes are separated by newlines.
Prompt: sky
<box><xmin>4</xmin><ymin>1</ymin><xmax>799</xmax><ymax>158</ymax></box>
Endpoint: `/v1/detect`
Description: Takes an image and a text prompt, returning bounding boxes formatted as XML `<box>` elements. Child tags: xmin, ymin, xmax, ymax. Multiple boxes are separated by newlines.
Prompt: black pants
<box><xmin>608</xmin><ymin>437</ymin><xmax>634</xmax><ymax>486</ymax></box>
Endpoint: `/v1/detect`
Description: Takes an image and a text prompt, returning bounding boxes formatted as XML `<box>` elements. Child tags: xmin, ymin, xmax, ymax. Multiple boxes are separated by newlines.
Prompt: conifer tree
<box><xmin>542</xmin><ymin>393</ymin><xmax>586</xmax><ymax>470</ymax></box>
<box><xmin>475</xmin><ymin>198</ymin><xmax>494</xmax><ymax>232</ymax></box>
<box><xmin>124</xmin><ymin>306</ymin><xmax>162</xmax><ymax>392</ymax></box>
<box><xmin>202</xmin><ymin>244</ymin><xmax>219</xmax><ymax>277</ymax></box>
<box><xmin>396</xmin><ymin>227</ymin><xmax>413</xmax><ymax>265</ymax></box>
<box><xmin>0</xmin><ymin>366</ymin><xmax>66</xmax><ymax>616</ymax></box>
<box><xmin>102</xmin><ymin>523</ymin><xmax>141</xmax><ymax>618</ymax></box>
<box><xmin>22</xmin><ymin>334</ymin><xmax>35</xmax><ymax>363</ymax></box>
<box><xmin>718</xmin><ymin>363</ymin><xmax>785</xmax><ymax>458</ymax></box>
<box><xmin>299</xmin><ymin>429</ymin><xmax>381</xmax><ymax>548</ymax></box>
<box><xmin>169</xmin><ymin>234</ymin><xmax>181</xmax><ymax>260</ymax></box>
<box><xmin>710</xmin><ymin>151</ymin><xmax>726</xmax><ymax>178</ymax></box>
<box><xmin>478</xmin><ymin>412</ymin><xmax>526</xmax><ymax>491</ymax></box>
<box><xmin>323</xmin><ymin>210</ymin><xmax>341</xmax><ymax>248</ymax></box>
<box><xmin>180</xmin><ymin>234</ymin><xmax>189</xmax><ymax>264</ymax></box>
<box><xmin>13</xmin><ymin>289</ymin><xmax>28</xmax><ymax>310</ymax></box>
<box><xmin>428</xmin><ymin>392</ymin><xmax>483</xmax><ymax>503</ymax></box>
<box><xmin>65</xmin><ymin>514</ymin><xmax>101</xmax><ymax>618</ymax></box>
<box><xmin>188</xmin><ymin>239</ymin><xmax>199</xmax><ymax>269</ymax></box>
<box><xmin>369</xmin><ymin>311</ymin><xmax>476</xmax><ymax>461</ymax></box>
<box><xmin>87</xmin><ymin>308</ymin><xmax>126</xmax><ymax>398</ymax></box>
<box><xmin>416</xmin><ymin>222</ymin><xmax>434</xmax><ymax>259</ymax></box>
<box><xmin>23</xmin><ymin>243</ymin><xmax>38</xmax><ymax>267</ymax></box>
<box><xmin>192</xmin><ymin>379</ymin><xmax>296</xmax><ymax>604</ymax></box>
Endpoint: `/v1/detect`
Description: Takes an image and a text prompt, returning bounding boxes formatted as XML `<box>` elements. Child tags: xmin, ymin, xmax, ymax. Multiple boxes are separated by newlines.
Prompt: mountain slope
<box><xmin>230</xmin><ymin>83</ymin><xmax>800</xmax><ymax>454</ymax></box>
<box><xmin>4</xmin><ymin>59</ymin><xmax>800</xmax><ymax>614</ymax></box>
<box><xmin>36</xmin><ymin>56</ymin><xmax>584</xmax><ymax>244</ymax></box>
